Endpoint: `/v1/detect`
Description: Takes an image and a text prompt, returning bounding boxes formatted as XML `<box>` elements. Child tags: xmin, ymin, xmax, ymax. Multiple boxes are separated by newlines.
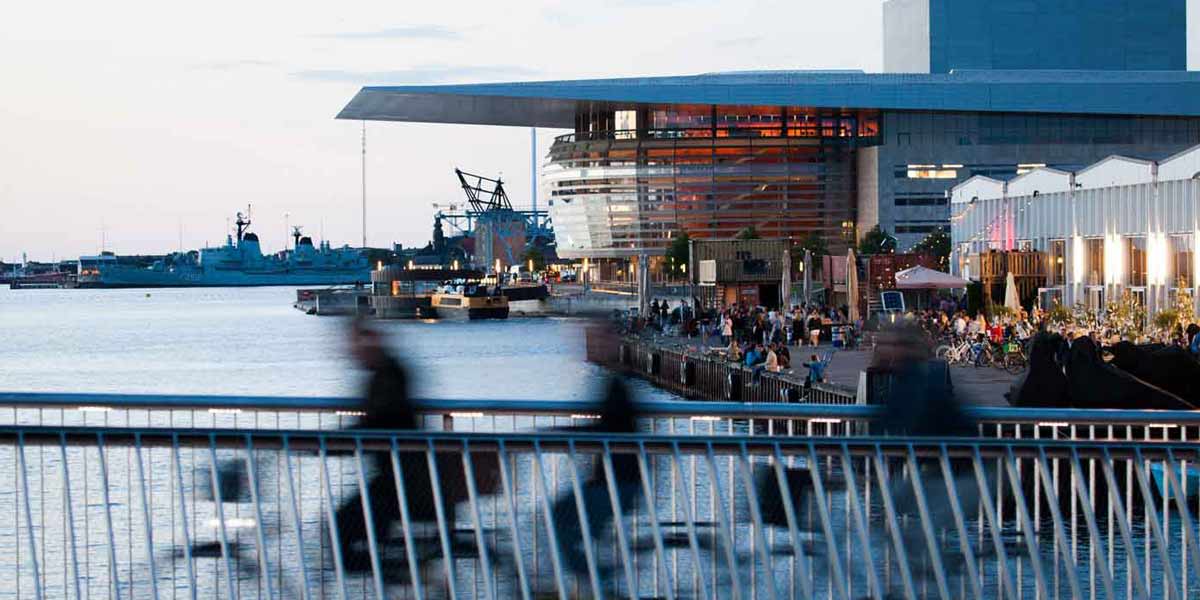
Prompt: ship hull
<box><xmin>370</xmin><ymin>295</ymin><xmax>436</xmax><ymax>319</ymax></box>
<box><xmin>437</xmin><ymin>306</ymin><xmax>510</xmax><ymax>320</ymax></box>
<box><xmin>430</xmin><ymin>293</ymin><xmax>510</xmax><ymax>320</ymax></box>
<box><xmin>80</xmin><ymin>267</ymin><xmax>370</xmax><ymax>289</ymax></box>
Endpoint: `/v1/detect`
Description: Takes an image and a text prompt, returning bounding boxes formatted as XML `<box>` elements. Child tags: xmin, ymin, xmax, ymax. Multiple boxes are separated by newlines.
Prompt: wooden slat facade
<box><xmin>690</xmin><ymin>239</ymin><xmax>792</xmax><ymax>283</ymax></box>
<box><xmin>979</xmin><ymin>250</ymin><xmax>1047</xmax><ymax>307</ymax></box>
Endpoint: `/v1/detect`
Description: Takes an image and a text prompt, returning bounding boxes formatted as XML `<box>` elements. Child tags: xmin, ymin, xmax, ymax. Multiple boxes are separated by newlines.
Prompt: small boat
<box><xmin>430</xmin><ymin>281</ymin><xmax>509</xmax><ymax>320</ymax></box>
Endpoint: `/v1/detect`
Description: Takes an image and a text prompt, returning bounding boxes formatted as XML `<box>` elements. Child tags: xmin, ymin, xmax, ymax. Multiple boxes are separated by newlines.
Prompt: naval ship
<box><xmin>77</xmin><ymin>211</ymin><xmax>370</xmax><ymax>288</ymax></box>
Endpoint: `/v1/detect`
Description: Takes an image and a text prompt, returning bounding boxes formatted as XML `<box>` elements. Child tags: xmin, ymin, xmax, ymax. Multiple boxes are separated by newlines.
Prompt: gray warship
<box><xmin>77</xmin><ymin>211</ymin><xmax>370</xmax><ymax>288</ymax></box>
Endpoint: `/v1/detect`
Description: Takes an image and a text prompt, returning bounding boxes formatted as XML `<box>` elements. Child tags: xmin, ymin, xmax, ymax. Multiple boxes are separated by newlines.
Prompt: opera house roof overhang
<box><xmin>337</xmin><ymin>69</ymin><xmax>1200</xmax><ymax>127</ymax></box>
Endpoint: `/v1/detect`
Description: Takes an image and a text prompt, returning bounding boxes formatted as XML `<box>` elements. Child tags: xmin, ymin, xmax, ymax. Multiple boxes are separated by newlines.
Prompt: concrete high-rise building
<box><xmin>885</xmin><ymin>0</ymin><xmax>1186</xmax><ymax>74</ymax></box>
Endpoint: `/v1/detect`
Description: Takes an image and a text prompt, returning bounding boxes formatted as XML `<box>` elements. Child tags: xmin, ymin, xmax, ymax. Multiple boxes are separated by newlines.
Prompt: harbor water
<box><xmin>0</xmin><ymin>286</ymin><xmax>678</xmax><ymax>402</ymax></box>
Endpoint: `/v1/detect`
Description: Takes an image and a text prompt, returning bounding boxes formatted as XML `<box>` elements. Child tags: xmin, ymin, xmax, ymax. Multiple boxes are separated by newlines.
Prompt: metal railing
<box><xmin>2</xmin><ymin>423</ymin><xmax>1199</xmax><ymax>599</ymax></box>
<box><xmin>3</xmin><ymin>391</ymin><xmax>1200</xmax><ymax>440</ymax></box>
<box><xmin>606</xmin><ymin>338</ymin><xmax>859</xmax><ymax>405</ymax></box>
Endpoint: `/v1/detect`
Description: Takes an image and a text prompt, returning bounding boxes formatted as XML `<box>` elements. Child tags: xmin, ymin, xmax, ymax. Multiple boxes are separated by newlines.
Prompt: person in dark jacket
<box><xmin>549</xmin><ymin>376</ymin><xmax>643</xmax><ymax>590</ymax></box>
<box><xmin>334</xmin><ymin>320</ymin><xmax>478</xmax><ymax>578</ymax></box>
<box><xmin>872</xmin><ymin>325</ymin><xmax>982</xmax><ymax>591</ymax></box>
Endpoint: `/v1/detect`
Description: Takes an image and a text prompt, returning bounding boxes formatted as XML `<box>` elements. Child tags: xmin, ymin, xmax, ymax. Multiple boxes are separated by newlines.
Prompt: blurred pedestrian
<box><xmin>334</xmin><ymin>319</ymin><xmax>487</xmax><ymax>580</ymax></box>
<box><xmin>549</xmin><ymin>376</ymin><xmax>643</xmax><ymax>591</ymax></box>
<box><xmin>871</xmin><ymin>325</ymin><xmax>983</xmax><ymax>589</ymax></box>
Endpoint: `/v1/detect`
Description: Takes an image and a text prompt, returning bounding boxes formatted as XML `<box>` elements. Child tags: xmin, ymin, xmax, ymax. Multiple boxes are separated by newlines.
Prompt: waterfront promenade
<box><xmin>623</xmin><ymin>332</ymin><xmax>1017</xmax><ymax>407</ymax></box>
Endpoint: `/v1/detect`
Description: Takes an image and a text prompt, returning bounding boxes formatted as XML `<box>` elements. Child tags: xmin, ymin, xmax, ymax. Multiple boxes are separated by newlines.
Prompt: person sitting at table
<box><xmin>765</xmin><ymin>344</ymin><xmax>782</xmax><ymax>373</ymax></box>
<box><xmin>744</xmin><ymin>343</ymin><xmax>762</xmax><ymax>367</ymax></box>
<box><xmin>727</xmin><ymin>338</ymin><xmax>742</xmax><ymax>362</ymax></box>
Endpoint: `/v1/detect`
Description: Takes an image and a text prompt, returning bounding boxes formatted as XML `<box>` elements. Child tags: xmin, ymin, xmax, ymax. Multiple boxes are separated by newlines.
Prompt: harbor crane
<box><xmin>455</xmin><ymin>168</ymin><xmax>513</xmax><ymax>212</ymax></box>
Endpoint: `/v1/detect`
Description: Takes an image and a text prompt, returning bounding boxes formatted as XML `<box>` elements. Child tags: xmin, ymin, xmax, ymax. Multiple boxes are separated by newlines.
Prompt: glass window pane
<box><xmin>1127</xmin><ymin>237</ymin><xmax>1147</xmax><ymax>288</ymax></box>
<box><xmin>1173</xmin><ymin>234</ymin><xmax>1194</xmax><ymax>289</ymax></box>
<box><xmin>1050</xmin><ymin>239</ymin><xmax>1066</xmax><ymax>285</ymax></box>
<box><xmin>1086</xmin><ymin>238</ymin><xmax>1104</xmax><ymax>286</ymax></box>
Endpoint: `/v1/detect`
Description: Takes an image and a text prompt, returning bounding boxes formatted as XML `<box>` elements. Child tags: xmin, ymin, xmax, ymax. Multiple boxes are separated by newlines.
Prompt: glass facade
<box><xmin>1049</xmin><ymin>239</ymin><xmax>1066</xmax><ymax>285</ymax></box>
<box><xmin>1085</xmin><ymin>238</ymin><xmax>1105</xmax><ymax>287</ymax></box>
<box><xmin>570</xmin><ymin>105</ymin><xmax>880</xmax><ymax>143</ymax></box>
<box><xmin>1126</xmin><ymin>237</ymin><xmax>1147</xmax><ymax>287</ymax></box>
<box><xmin>1172</xmin><ymin>234</ymin><xmax>1194</xmax><ymax>289</ymax></box>
<box><xmin>548</xmin><ymin>106</ymin><xmax>878</xmax><ymax>257</ymax></box>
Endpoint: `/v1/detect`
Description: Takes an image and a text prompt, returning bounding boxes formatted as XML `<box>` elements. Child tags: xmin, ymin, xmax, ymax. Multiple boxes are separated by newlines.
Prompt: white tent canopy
<box><xmin>894</xmin><ymin>265</ymin><xmax>970</xmax><ymax>290</ymax></box>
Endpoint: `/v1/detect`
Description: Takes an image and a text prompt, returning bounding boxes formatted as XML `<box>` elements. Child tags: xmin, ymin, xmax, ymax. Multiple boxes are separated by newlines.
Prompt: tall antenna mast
<box><xmin>530</xmin><ymin>127</ymin><xmax>537</xmax><ymax>214</ymax></box>
<box><xmin>361</xmin><ymin>120</ymin><xmax>367</xmax><ymax>248</ymax></box>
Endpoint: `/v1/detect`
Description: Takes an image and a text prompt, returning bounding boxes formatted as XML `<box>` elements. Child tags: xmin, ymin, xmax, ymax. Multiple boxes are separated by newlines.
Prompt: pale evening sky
<box><xmin>1</xmin><ymin>1</ymin><xmax>1197</xmax><ymax>262</ymax></box>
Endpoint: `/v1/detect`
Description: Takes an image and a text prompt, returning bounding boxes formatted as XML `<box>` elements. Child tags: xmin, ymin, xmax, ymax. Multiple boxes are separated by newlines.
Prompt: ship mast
<box><xmin>361</xmin><ymin>120</ymin><xmax>367</xmax><ymax>249</ymax></box>
<box><xmin>235</xmin><ymin>205</ymin><xmax>251</xmax><ymax>242</ymax></box>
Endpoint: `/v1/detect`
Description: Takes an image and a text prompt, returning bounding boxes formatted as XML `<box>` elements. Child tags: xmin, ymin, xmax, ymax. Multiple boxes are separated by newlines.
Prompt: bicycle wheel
<box><xmin>1004</xmin><ymin>357</ymin><xmax>1021</xmax><ymax>374</ymax></box>
<box><xmin>934</xmin><ymin>345</ymin><xmax>952</xmax><ymax>360</ymax></box>
<box><xmin>1005</xmin><ymin>352</ymin><xmax>1028</xmax><ymax>374</ymax></box>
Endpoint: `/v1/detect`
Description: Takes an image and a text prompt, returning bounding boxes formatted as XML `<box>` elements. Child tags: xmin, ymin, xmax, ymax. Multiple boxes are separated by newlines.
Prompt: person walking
<box><xmin>334</xmin><ymin>320</ymin><xmax>484</xmax><ymax>579</ymax></box>
<box><xmin>549</xmin><ymin>377</ymin><xmax>643</xmax><ymax>592</ymax></box>
<box><xmin>807</xmin><ymin>311</ymin><xmax>821</xmax><ymax>347</ymax></box>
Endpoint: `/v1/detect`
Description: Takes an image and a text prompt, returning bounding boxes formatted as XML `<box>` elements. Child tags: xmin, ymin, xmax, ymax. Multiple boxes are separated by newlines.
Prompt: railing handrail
<box><xmin>1</xmin><ymin>424</ymin><xmax>1194</xmax><ymax>459</ymax></box>
<box><xmin>1</xmin><ymin>390</ymin><xmax>1199</xmax><ymax>426</ymax></box>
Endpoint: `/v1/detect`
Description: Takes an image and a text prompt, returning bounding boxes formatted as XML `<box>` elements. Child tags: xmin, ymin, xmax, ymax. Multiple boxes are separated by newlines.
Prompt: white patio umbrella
<box><xmin>781</xmin><ymin>247</ymin><xmax>792</xmax><ymax>308</ymax></box>
<box><xmin>802</xmin><ymin>249</ymin><xmax>812</xmax><ymax>306</ymax></box>
<box><xmin>637</xmin><ymin>254</ymin><xmax>650</xmax><ymax>316</ymax></box>
<box><xmin>847</xmin><ymin>248</ymin><xmax>859</xmax><ymax>322</ymax></box>
<box><xmin>1004</xmin><ymin>271</ymin><xmax>1021</xmax><ymax>312</ymax></box>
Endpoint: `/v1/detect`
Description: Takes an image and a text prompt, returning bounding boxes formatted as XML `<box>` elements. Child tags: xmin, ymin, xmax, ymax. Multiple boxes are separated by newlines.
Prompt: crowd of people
<box><xmin>700</xmin><ymin>302</ymin><xmax>859</xmax><ymax>386</ymax></box>
<box><xmin>899</xmin><ymin>300</ymin><xmax>1200</xmax><ymax>372</ymax></box>
<box><xmin>913</xmin><ymin>307</ymin><xmax>1040</xmax><ymax>344</ymax></box>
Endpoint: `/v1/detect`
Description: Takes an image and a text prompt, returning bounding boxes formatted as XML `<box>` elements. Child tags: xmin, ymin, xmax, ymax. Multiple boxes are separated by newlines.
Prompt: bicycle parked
<box><xmin>934</xmin><ymin>335</ymin><xmax>995</xmax><ymax>367</ymax></box>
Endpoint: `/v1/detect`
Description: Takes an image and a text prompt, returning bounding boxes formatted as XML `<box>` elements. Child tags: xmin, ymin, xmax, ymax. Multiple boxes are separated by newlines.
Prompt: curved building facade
<box><xmin>544</xmin><ymin>106</ymin><xmax>878</xmax><ymax>258</ymax></box>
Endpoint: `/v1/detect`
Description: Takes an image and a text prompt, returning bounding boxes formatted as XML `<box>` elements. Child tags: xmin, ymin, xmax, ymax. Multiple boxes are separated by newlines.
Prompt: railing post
<box><xmin>16</xmin><ymin>432</ymin><xmax>44</xmax><ymax>600</ymax></box>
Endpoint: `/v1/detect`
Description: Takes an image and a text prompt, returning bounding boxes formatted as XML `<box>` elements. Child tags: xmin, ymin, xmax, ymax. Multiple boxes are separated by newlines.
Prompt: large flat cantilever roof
<box><xmin>337</xmin><ymin>69</ymin><xmax>1200</xmax><ymax>128</ymax></box>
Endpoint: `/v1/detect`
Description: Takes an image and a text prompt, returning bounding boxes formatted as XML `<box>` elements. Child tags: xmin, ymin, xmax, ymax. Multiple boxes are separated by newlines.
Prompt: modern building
<box><xmin>950</xmin><ymin>143</ymin><xmax>1200</xmax><ymax>317</ymax></box>
<box><xmin>338</xmin><ymin>0</ymin><xmax>1200</xmax><ymax>270</ymax></box>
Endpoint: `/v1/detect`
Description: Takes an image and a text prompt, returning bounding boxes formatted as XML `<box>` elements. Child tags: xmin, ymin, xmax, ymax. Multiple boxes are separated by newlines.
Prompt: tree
<box><xmin>734</xmin><ymin>226</ymin><xmax>760</xmax><ymax>240</ymax></box>
<box><xmin>791</xmin><ymin>232</ymin><xmax>828</xmax><ymax>277</ymax></box>
<box><xmin>521</xmin><ymin>246</ymin><xmax>546</xmax><ymax>271</ymax></box>
<box><xmin>1104</xmin><ymin>290</ymin><xmax>1147</xmax><ymax>342</ymax></box>
<box><xmin>665</xmin><ymin>232</ymin><xmax>690</xmax><ymax>278</ymax></box>
<box><xmin>857</xmin><ymin>225</ymin><xmax>897</xmax><ymax>255</ymax></box>
<box><xmin>910</xmin><ymin>227</ymin><xmax>951</xmax><ymax>269</ymax></box>
<box><xmin>795</xmin><ymin>232</ymin><xmax>828</xmax><ymax>258</ymax></box>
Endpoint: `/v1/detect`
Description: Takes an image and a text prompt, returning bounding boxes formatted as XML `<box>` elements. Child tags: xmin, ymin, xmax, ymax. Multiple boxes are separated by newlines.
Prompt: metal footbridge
<box><xmin>0</xmin><ymin>392</ymin><xmax>1197</xmax><ymax>599</ymax></box>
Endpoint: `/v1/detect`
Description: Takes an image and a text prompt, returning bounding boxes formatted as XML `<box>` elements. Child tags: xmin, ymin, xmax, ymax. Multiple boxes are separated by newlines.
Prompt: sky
<box><xmin>1</xmin><ymin>0</ymin><xmax>1197</xmax><ymax>262</ymax></box>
